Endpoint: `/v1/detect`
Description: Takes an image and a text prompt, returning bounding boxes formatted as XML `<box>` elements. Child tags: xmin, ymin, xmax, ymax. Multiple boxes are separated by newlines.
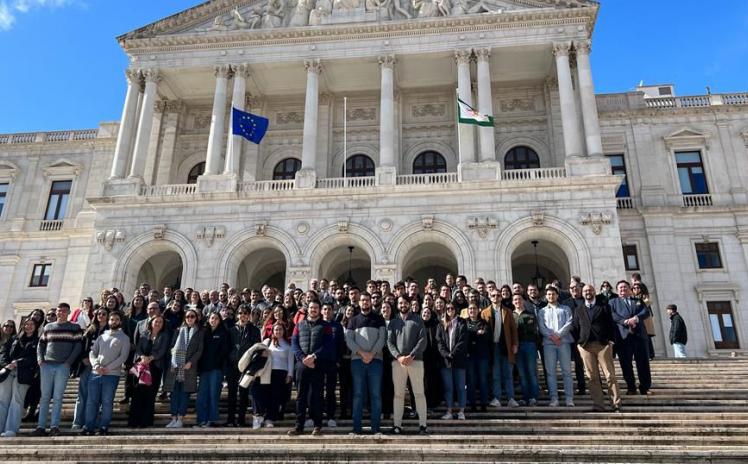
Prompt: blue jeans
<box><xmin>0</xmin><ymin>371</ymin><xmax>30</xmax><ymax>435</ymax></box>
<box><xmin>170</xmin><ymin>382</ymin><xmax>189</xmax><ymax>417</ymax></box>
<box><xmin>491</xmin><ymin>344</ymin><xmax>515</xmax><ymax>401</ymax></box>
<box><xmin>38</xmin><ymin>363</ymin><xmax>71</xmax><ymax>429</ymax></box>
<box><xmin>196</xmin><ymin>369</ymin><xmax>223</xmax><ymax>424</ymax></box>
<box><xmin>440</xmin><ymin>367</ymin><xmax>466</xmax><ymax>409</ymax></box>
<box><xmin>673</xmin><ymin>343</ymin><xmax>687</xmax><ymax>358</ymax></box>
<box><xmin>85</xmin><ymin>374</ymin><xmax>119</xmax><ymax>431</ymax></box>
<box><xmin>544</xmin><ymin>343</ymin><xmax>573</xmax><ymax>403</ymax></box>
<box><xmin>465</xmin><ymin>357</ymin><xmax>489</xmax><ymax>408</ymax></box>
<box><xmin>517</xmin><ymin>342</ymin><xmax>540</xmax><ymax>402</ymax></box>
<box><xmin>351</xmin><ymin>358</ymin><xmax>382</xmax><ymax>433</ymax></box>
<box><xmin>73</xmin><ymin>366</ymin><xmax>91</xmax><ymax>427</ymax></box>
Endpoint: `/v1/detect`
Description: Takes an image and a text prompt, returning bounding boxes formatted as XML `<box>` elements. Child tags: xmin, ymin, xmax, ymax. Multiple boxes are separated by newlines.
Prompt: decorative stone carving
<box><xmin>96</xmin><ymin>230</ymin><xmax>125</xmax><ymax>251</ymax></box>
<box><xmin>304</xmin><ymin>59</ymin><xmax>323</xmax><ymax>74</ymax></box>
<box><xmin>454</xmin><ymin>48</ymin><xmax>472</xmax><ymax>65</ymax></box>
<box><xmin>467</xmin><ymin>217</ymin><xmax>497</xmax><ymax>238</ymax></box>
<box><xmin>412</xmin><ymin>103</ymin><xmax>446</xmax><ymax>118</ymax></box>
<box><xmin>334</xmin><ymin>0</ymin><xmax>360</xmax><ymax>10</ymax></box>
<box><xmin>309</xmin><ymin>0</ymin><xmax>333</xmax><ymax>25</ymax></box>
<box><xmin>475</xmin><ymin>47</ymin><xmax>491</xmax><ymax>62</ymax></box>
<box><xmin>296</xmin><ymin>221</ymin><xmax>310</xmax><ymax>235</ymax></box>
<box><xmin>290</xmin><ymin>0</ymin><xmax>313</xmax><ymax>26</ymax></box>
<box><xmin>500</xmin><ymin>98</ymin><xmax>534</xmax><ymax>112</ymax></box>
<box><xmin>347</xmin><ymin>107</ymin><xmax>376</xmax><ymax>121</ymax></box>
<box><xmin>378</xmin><ymin>54</ymin><xmax>396</xmax><ymax>69</ymax></box>
<box><xmin>414</xmin><ymin>0</ymin><xmax>449</xmax><ymax>18</ymax></box>
<box><xmin>579</xmin><ymin>212</ymin><xmax>612</xmax><ymax>235</ymax></box>
<box><xmin>468</xmin><ymin>0</ymin><xmax>504</xmax><ymax>14</ymax></box>
<box><xmin>531</xmin><ymin>210</ymin><xmax>544</xmax><ymax>226</ymax></box>
<box><xmin>246</xmin><ymin>95</ymin><xmax>263</xmax><ymax>109</ymax></box>
<box><xmin>742</xmin><ymin>129</ymin><xmax>748</xmax><ymax>147</ymax></box>
<box><xmin>337</xmin><ymin>219</ymin><xmax>350</xmax><ymax>233</ymax></box>
<box><xmin>214</xmin><ymin>64</ymin><xmax>232</xmax><ymax>79</ymax></box>
<box><xmin>552</xmin><ymin>41</ymin><xmax>572</xmax><ymax>57</ymax></box>
<box><xmin>231</xmin><ymin>63</ymin><xmax>251</xmax><ymax>79</ymax></box>
<box><xmin>209</xmin><ymin>15</ymin><xmax>228</xmax><ymax>31</ymax></box>
<box><xmin>153</xmin><ymin>225</ymin><xmax>167</xmax><ymax>240</ymax></box>
<box><xmin>277</xmin><ymin>112</ymin><xmax>304</xmax><ymax>125</ymax></box>
<box><xmin>194</xmin><ymin>112</ymin><xmax>212</xmax><ymax>129</ymax></box>
<box><xmin>262</xmin><ymin>0</ymin><xmax>287</xmax><ymax>28</ymax></box>
<box><xmin>379</xmin><ymin>218</ymin><xmax>393</xmax><ymax>232</ymax></box>
<box><xmin>255</xmin><ymin>221</ymin><xmax>268</xmax><ymax>236</ymax></box>
<box><xmin>421</xmin><ymin>215</ymin><xmax>434</xmax><ymax>230</ymax></box>
<box><xmin>196</xmin><ymin>226</ymin><xmax>226</xmax><ymax>246</ymax></box>
<box><xmin>390</xmin><ymin>0</ymin><xmax>412</xmax><ymax>19</ymax></box>
<box><xmin>575</xmin><ymin>39</ymin><xmax>591</xmax><ymax>55</ymax></box>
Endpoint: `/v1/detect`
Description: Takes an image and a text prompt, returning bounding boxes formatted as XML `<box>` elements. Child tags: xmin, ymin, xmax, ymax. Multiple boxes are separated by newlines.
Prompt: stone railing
<box><xmin>501</xmin><ymin>167</ymin><xmax>567</xmax><ymax>181</ymax></box>
<box><xmin>0</xmin><ymin>129</ymin><xmax>98</xmax><ymax>145</ymax></box>
<box><xmin>396</xmin><ymin>172</ymin><xmax>459</xmax><ymax>186</ymax></box>
<box><xmin>617</xmin><ymin>197</ymin><xmax>635</xmax><ymax>209</ymax></box>
<box><xmin>140</xmin><ymin>184</ymin><xmax>197</xmax><ymax>197</ymax></box>
<box><xmin>316</xmin><ymin>176</ymin><xmax>376</xmax><ymax>189</ymax></box>
<box><xmin>39</xmin><ymin>219</ymin><xmax>64</xmax><ymax>232</ymax></box>
<box><xmin>645</xmin><ymin>93</ymin><xmax>748</xmax><ymax>109</ymax></box>
<box><xmin>239</xmin><ymin>179</ymin><xmax>295</xmax><ymax>192</ymax></box>
<box><xmin>682</xmin><ymin>194</ymin><xmax>713</xmax><ymax>207</ymax></box>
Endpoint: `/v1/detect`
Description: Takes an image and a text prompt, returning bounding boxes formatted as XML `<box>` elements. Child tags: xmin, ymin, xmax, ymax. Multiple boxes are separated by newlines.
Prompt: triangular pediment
<box><xmin>663</xmin><ymin>127</ymin><xmax>710</xmax><ymax>150</ymax></box>
<box><xmin>119</xmin><ymin>0</ymin><xmax>597</xmax><ymax>40</ymax></box>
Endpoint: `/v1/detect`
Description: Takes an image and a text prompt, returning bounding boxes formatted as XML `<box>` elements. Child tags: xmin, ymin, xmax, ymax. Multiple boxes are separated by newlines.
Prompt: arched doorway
<box><xmin>401</xmin><ymin>242</ymin><xmax>458</xmax><ymax>287</ymax></box>
<box><xmin>511</xmin><ymin>240</ymin><xmax>570</xmax><ymax>288</ymax></box>
<box><xmin>318</xmin><ymin>246</ymin><xmax>371</xmax><ymax>286</ymax></box>
<box><xmin>135</xmin><ymin>250</ymin><xmax>183</xmax><ymax>292</ymax></box>
<box><xmin>236</xmin><ymin>248</ymin><xmax>287</xmax><ymax>291</ymax></box>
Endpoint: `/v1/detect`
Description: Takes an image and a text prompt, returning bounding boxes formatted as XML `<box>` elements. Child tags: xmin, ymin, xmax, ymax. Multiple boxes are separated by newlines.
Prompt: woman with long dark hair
<box><xmin>164</xmin><ymin>309</ymin><xmax>203</xmax><ymax>429</ymax></box>
<box><xmin>632</xmin><ymin>282</ymin><xmax>656</xmax><ymax>359</ymax></box>
<box><xmin>0</xmin><ymin>318</ymin><xmax>39</xmax><ymax>437</ymax></box>
<box><xmin>128</xmin><ymin>315</ymin><xmax>169</xmax><ymax>427</ymax></box>
<box><xmin>261</xmin><ymin>323</ymin><xmax>294</xmax><ymax>428</ymax></box>
<box><xmin>195</xmin><ymin>312</ymin><xmax>230</xmax><ymax>427</ymax></box>
<box><xmin>437</xmin><ymin>303</ymin><xmax>468</xmax><ymax>420</ymax></box>
<box><xmin>420</xmin><ymin>306</ymin><xmax>442</xmax><ymax>414</ymax></box>
<box><xmin>164</xmin><ymin>299</ymin><xmax>185</xmax><ymax>335</ymax></box>
<box><xmin>465</xmin><ymin>303</ymin><xmax>491</xmax><ymax>412</ymax></box>
<box><xmin>72</xmin><ymin>308</ymin><xmax>108</xmax><ymax>430</ymax></box>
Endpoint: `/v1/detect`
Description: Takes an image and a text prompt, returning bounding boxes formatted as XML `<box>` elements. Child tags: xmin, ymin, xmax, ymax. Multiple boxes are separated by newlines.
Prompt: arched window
<box><xmin>187</xmin><ymin>162</ymin><xmax>205</xmax><ymax>184</ymax></box>
<box><xmin>273</xmin><ymin>158</ymin><xmax>301</xmax><ymax>180</ymax></box>
<box><xmin>504</xmin><ymin>146</ymin><xmax>540</xmax><ymax>170</ymax></box>
<box><xmin>342</xmin><ymin>154</ymin><xmax>375</xmax><ymax>177</ymax></box>
<box><xmin>413</xmin><ymin>151</ymin><xmax>447</xmax><ymax>174</ymax></box>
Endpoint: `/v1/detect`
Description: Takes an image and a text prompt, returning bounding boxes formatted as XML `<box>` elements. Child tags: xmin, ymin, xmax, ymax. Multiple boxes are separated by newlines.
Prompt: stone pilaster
<box><xmin>128</xmin><ymin>68</ymin><xmax>161</xmax><ymax>181</ymax></box>
<box><xmin>296</xmin><ymin>59</ymin><xmax>322</xmax><ymax>189</ymax></box>
<box><xmin>455</xmin><ymin>49</ymin><xmax>476</xmax><ymax>166</ymax></box>
<box><xmin>475</xmin><ymin>48</ymin><xmax>496</xmax><ymax>163</ymax></box>
<box><xmin>110</xmin><ymin>69</ymin><xmax>141</xmax><ymax>179</ymax></box>
<box><xmin>204</xmin><ymin>65</ymin><xmax>232</xmax><ymax>176</ymax></box>
<box><xmin>376</xmin><ymin>55</ymin><xmax>396</xmax><ymax>186</ymax></box>
<box><xmin>225</xmin><ymin>63</ymin><xmax>250</xmax><ymax>177</ymax></box>
<box><xmin>575</xmin><ymin>40</ymin><xmax>604</xmax><ymax>158</ymax></box>
<box><xmin>553</xmin><ymin>42</ymin><xmax>584</xmax><ymax>160</ymax></box>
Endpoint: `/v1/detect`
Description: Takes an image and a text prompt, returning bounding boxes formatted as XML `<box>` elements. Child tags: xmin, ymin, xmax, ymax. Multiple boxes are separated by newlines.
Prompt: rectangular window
<box><xmin>707</xmin><ymin>301</ymin><xmax>740</xmax><ymax>349</ymax></box>
<box><xmin>29</xmin><ymin>264</ymin><xmax>51</xmax><ymax>287</ymax></box>
<box><xmin>606</xmin><ymin>154</ymin><xmax>630</xmax><ymax>198</ymax></box>
<box><xmin>0</xmin><ymin>183</ymin><xmax>7</xmax><ymax>217</ymax></box>
<box><xmin>695</xmin><ymin>242</ymin><xmax>723</xmax><ymax>269</ymax></box>
<box><xmin>622</xmin><ymin>245</ymin><xmax>640</xmax><ymax>271</ymax></box>
<box><xmin>44</xmin><ymin>180</ymin><xmax>72</xmax><ymax>221</ymax></box>
<box><xmin>675</xmin><ymin>151</ymin><xmax>708</xmax><ymax>194</ymax></box>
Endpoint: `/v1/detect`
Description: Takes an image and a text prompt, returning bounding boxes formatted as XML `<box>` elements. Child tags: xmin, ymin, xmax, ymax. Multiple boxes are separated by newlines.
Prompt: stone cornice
<box><xmin>120</xmin><ymin>8</ymin><xmax>596</xmax><ymax>55</ymax></box>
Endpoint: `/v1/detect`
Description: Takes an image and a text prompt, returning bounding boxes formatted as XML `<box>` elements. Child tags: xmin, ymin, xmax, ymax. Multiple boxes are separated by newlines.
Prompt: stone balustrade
<box><xmin>239</xmin><ymin>179</ymin><xmax>295</xmax><ymax>192</ymax></box>
<box><xmin>140</xmin><ymin>183</ymin><xmax>198</xmax><ymax>197</ymax></box>
<box><xmin>316</xmin><ymin>176</ymin><xmax>375</xmax><ymax>189</ymax></box>
<box><xmin>617</xmin><ymin>197</ymin><xmax>635</xmax><ymax>209</ymax></box>
<box><xmin>682</xmin><ymin>193</ymin><xmax>713</xmax><ymax>207</ymax></box>
<box><xmin>0</xmin><ymin>129</ymin><xmax>98</xmax><ymax>144</ymax></box>
<box><xmin>596</xmin><ymin>92</ymin><xmax>748</xmax><ymax>112</ymax></box>
<box><xmin>501</xmin><ymin>167</ymin><xmax>567</xmax><ymax>181</ymax></box>
<box><xmin>396</xmin><ymin>172</ymin><xmax>459</xmax><ymax>185</ymax></box>
<box><xmin>39</xmin><ymin>219</ymin><xmax>64</xmax><ymax>232</ymax></box>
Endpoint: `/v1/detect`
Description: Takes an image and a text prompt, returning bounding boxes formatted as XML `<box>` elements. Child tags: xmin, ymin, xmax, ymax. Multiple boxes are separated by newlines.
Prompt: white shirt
<box><xmin>493</xmin><ymin>306</ymin><xmax>503</xmax><ymax>343</ymax></box>
<box><xmin>264</xmin><ymin>338</ymin><xmax>294</xmax><ymax>373</ymax></box>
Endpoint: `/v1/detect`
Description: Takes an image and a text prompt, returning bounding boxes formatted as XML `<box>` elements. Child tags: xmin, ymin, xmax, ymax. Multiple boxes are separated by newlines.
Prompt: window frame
<box><xmin>44</xmin><ymin>179</ymin><xmax>73</xmax><ymax>221</ymax></box>
<box><xmin>29</xmin><ymin>263</ymin><xmax>52</xmax><ymax>288</ymax></box>
<box><xmin>706</xmin><ymin>301</ymin><xmax>740</xmax><ymax>350</ymax></box>
<box><xmin>694</xmin><ymin>242</ymin><xmax>723</xmax><ymax>270</ymax></box>
<box><xmin>606</xmin><ymin>154</ymin><xmax>630</xmax><ymax>198</ymax></box>
<box><xmin>504</xmin><ymin>146</ymin><xmax>541</xmax><ymax>170</ymax></box>
<box><xmin>272</xmin><ymin>158</ymin><xmax>302</xmax><ymax>180</ymax></box>
<box><xmin>343</xmin><ymin>154</ymin><xmax>375</xmax><ymax>178</ymax></box>
<box><xmin>675</xmin><ymin>150</ymin><xmax>709</xmax><ymax>195</ymax></box>
<box><xmin>412</xmin><ymin>151</ymin><xmax>447</xmax><ymax>175</ymax></box>
<box><xmin>622</xmin><ymin>244</ymin><xmax>640</xmax><ymax>271</ymax></box>
<box><xmin>187</xmin><ymin>162</ymin><xmax>205</xmax><ymax>184</ymax></box>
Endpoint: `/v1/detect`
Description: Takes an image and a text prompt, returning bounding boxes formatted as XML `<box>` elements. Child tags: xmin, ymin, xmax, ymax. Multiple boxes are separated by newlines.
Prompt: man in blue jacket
<box><xmin>609</xmin><ymin>280</ymin><xmax>651</xmax><ymax>395</ymax></box>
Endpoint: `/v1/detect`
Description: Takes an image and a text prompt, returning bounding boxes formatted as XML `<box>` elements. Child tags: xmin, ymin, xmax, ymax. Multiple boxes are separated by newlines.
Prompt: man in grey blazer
<box><xmin>609</xmin><ymin>280</ymin><xmax>651</xmax><ymax>395</ymax></box>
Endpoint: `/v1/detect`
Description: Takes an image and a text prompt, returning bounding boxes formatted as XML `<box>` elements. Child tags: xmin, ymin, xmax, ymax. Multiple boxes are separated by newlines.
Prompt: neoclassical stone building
<box><xmin>0</xmin><ymin>0</ymin><xmax>746</xmax><ymax>357</ymax></box>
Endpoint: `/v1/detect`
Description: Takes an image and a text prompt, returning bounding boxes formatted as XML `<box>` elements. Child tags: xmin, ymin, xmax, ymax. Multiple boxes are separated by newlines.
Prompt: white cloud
<box><xmin>0</xmin><ymin>0</ymin><xmax>78</xmax><ymax>31</ymax></box>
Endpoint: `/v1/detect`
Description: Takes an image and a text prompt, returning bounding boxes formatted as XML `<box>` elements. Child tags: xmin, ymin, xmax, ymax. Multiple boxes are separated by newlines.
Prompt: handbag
<box><xmin>129</xmin><ymin>362</ymin><xmax>153</xmax><ymax>386</ymax></box>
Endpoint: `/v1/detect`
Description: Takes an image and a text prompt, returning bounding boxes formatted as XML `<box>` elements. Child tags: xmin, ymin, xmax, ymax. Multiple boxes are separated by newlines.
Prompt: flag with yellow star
<box><xmin>232</xmin><ymin>107</ymin><xmax>269</xmax><ymax>144</ymax></box>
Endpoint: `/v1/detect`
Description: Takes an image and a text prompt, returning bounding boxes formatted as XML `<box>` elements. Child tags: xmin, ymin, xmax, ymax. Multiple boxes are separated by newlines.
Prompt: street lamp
<box><xmin>531</xmin><ymin>240</ymin><xmax>545</xmax><ymax>289</ymax></box>
<box><xmin>346</xmin><ymin>246</ymin><xmax>356</xmax><ymax>286</ymax></box>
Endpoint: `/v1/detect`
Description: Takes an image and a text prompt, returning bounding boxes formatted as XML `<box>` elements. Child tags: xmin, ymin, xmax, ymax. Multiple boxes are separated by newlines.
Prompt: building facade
<box><xmin>0</xmin><ymin>0</ymin><xmax>746</xmax><ymax>357</ymax></box>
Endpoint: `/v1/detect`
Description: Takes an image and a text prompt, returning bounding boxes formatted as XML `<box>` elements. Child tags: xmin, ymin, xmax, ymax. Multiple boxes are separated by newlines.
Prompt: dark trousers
<box><xmin>323</xmin><ymin>363</ymin><xmax>337</xmax><ymax>420</ymax></box>
<box><xmin>128</xmin><ymin>365</ymin><xmax>162</xmax><ymax>427</ymax></box>
<box><xmin>266</xmin><ymin>370</ymin><xmax>289</xmax><ymax>421</ymax></box>
<box><xmin>381</xmin><ymin>358</ymin><xmax>394</xmax><ymax>415</ymax></box>
<box><xmin>295</xmin><ymin>364</ymin><xmax>324</xmax><ymax>430</ymax></box>
<box><xmin>572</xmin><ymin>343</ymin><xmax>586</xmax><ymax>393</ymax></box>
<box><xmin>226</xmin><ymin>367</ymin><xmax>241</xmax><ymax>423</ymax></box>
<box><xmin>338</xmin><ymin>359</ymin><xmax>352</xmax><ymax>418</ymax></box>
<box><xmin>251</xmin><ymin>380</ymin><xmax>265</xmax><ymax>416</ymax></box>
<box><xmin>617</xmin><ymin>335</ymin><xmax>652</xmax><ymax>394</ymax></box>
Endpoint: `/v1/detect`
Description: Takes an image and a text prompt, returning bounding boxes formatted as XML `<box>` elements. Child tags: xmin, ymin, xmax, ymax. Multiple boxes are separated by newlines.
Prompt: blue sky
<box><xmin>0</xmin><ymin>0</ymin><xmax>746</xmax><ymax>132</ymax></box>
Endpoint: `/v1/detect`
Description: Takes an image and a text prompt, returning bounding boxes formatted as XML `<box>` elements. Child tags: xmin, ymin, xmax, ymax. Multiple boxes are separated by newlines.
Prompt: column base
<box><xmin>294</xmin><ymin>169</ymin><xmax>317</xmax><ymax>189</ymax></box>
<box><xmin>102</xmin><ymin>178</ymin><xmax>143</xmax><ymax>197</ymax></box>
<box><xmin>458</xmin><ymin>161</ymin><xmax>501</xmax><ymax>182</ymax></box>
<box><xmin>375</xmin><ymin>166</ymin><xmax>397</xmax><ymax>186</ymax></box>
<box><xmin>196</xmin><ymin>174</ymin><xmax>238</xmax><ymax>194</ymax></box>
<box><xmin>565</xmin><ymin>155</ymin><xmax>610</xmax><ymax>177</ymax></box>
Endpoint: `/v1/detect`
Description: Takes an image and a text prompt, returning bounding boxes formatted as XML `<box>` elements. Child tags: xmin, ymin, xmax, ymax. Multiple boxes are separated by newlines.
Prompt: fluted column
<box><xmin>455</xmin><ymin>49</ymin><xmax>476</xmax><ymax>165</ymax></box>
<box><xmin>128</xmin><ymin>69</ymin><xmax>161</xmax><ymax>180</ymax></box>
<box><xmin>553</xmin><ymin>42</ymin><xmax>584</xmax><ymax>158</ymax></box>
<box><xmin>378</xmin><ymin>55</ymin><xmax>396</xmax><ymax>168</ymax></box>
<box><xmin>475</xmin><ymin>48</ymin><xmax>496</xmax><ymax>162</ymax></box>
<box><xmin>205</xmin><ymin>65</ymin><xmax>232</xmax><ymax>175</ymax></box>
<box><xmin>575</xmin><ymin>40</ymin><xmax>603</xmax><ymax>157</ymax></box>
<box><xmin>225</xmin><ymin>63</ymin><xmax>250</xmax><ymax>176</ymax></box>
<box><xmin>110</xmin><ymin>69</ymin><xmax>141</xmax><ymax>179</ymax></box>
<box><xmin>296</xmin><ymin>59</ymin><xmax>322</xmax><ymax>188</ymax></box>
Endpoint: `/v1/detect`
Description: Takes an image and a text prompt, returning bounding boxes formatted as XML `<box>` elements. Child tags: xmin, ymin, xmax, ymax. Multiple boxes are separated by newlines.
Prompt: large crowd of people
<box><xmin>0</xmin><ymin>272</ymin><xmax>688</xmax><ymax>437</ymax></box>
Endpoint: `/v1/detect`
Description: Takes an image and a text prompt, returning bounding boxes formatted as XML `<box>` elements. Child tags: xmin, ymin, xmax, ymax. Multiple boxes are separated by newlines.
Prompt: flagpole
<box><xmin>343</xmin><ymin>96</ymin><xmax>348</xmax><ymax>182</ymax></box>
<box><xmin>455</xmin><ymin>88</ymin><xmax>462</xmax><ymax>166</ymax></box>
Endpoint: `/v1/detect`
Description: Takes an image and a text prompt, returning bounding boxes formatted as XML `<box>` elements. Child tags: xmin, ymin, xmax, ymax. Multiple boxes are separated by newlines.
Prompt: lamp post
<box><xmin>346</xmin><ymin>246</ymin><xmax>355</xmax><ymax>286</ymax></box>
<box><xmin>531</xmin><ymin>240</ymin><xmax>545</xmax><ymax>289</ymax></box>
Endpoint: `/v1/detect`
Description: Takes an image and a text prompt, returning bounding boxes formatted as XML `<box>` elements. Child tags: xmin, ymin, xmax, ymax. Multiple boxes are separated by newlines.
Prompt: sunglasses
<box><xmin>185</xmin><ymin>315</ymin><xmax>197</xmax><ymax>320</ymax></box>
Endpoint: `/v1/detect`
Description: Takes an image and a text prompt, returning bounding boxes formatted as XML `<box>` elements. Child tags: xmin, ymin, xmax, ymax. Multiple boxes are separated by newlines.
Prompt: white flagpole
<box><xmin>455</xmin><ymin>88</ymin><xmax>462</xmax><ymax>165</ymax></box>
<box><xmin>344</xmin><ymin>96</ymin><xmax>348</xmax><ymax>182</ymax></box>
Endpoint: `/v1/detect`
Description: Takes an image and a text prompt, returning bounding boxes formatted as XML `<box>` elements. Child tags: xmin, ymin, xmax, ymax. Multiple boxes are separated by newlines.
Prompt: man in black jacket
<box><xmin>570</xmin><ymin>284</ymin><xmax>621</xmax><ymax>412</ymax></box>
<box><xmin>667</xmin><ymin>304</ymin><xmax>688</xmax><ymax>358</ymax></box>
<box><xmin>227</xmin><ymin>307</ymin><xmax>261</xmax><ymax>427</ymax></box>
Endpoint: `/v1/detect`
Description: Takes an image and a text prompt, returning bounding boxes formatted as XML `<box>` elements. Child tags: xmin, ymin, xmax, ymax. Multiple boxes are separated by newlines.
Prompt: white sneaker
<box><xmin>304</xmin><ymin>419</ymin><xmax>314</xmax><ymax>429</ymax></box>
<box><xmin>1</xmin><ymin>431</ymin><xmax>16</xmax><ymax>437</ymax></box>
<box><xmin>173</xmin><ymin>419</ymin><xmax>183</xmax><ymax>428</ymax></box>
<box><xmin>252</xmin><ymin>415</ymin><xmax>264</xmax><ymax>430</ymax></box>
<box><xmin>565</xmin><ymin>401</ymin><xmax>575</xmax><ymax>407</ymax></box>
<box><xmin>264</xmin><ymin>420</ymin><xmax>274</xmax><ymax>428</ymax></box>
<box><xmin>70</xmin><ymin>424</ymin><xmax>82</xmax><ymax>431</ymax></box>
<box><xmin>528</xmin><ymin>399</ymin><xmax>538</xmax><ymax>407</ymax></box>
<box><xmin>548</xmin><ymin>399</ymin><xmax>559</xmax><ymax>407</ymax></box>
<box><xmin>440</xmin><ymin>412</ymin><xmax>453</xmax><ymax>420</ymax></box>
<box><xmin>165</xmin><ymin>419</ymin><xmax>176</xmax><ymax>428</ymax></box>
<box><xmin>507</xmin><ymin>398</ymin><xmax>519</xmax><ymax>408</ymax></box>
<box><xmin>327</xmin><ymin>419</ymin><xmax>337</xmax><ymax>428</ymax></box>
<box><xmin>489</xmin><ymin>398</ymin><xmax>501</xmax><ymax>408</ymax></box>
<box><xmin>456</xmin><ymin>412</ymin><xmax>466</xmax><ymax>420</ymax></box>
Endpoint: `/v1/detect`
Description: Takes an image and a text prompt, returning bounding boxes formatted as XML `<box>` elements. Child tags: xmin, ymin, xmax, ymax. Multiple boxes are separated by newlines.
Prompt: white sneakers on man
<box><xmin>507</xmin><ymin>398</ymin><xmax>519</xmax><ymax>408</ymax></box>
<box><xmin>489</xmin><ymin>398</ymin><xmax>502</xmax><ymax>407</ymax></box>
<box><xmin>252</xmin><ymin>415</ymin><xmax>264</xmax><ymax>430</ymax></box>
<box><xmin>327</xmin><ymin>419</ymin><xmax>337</xmax><ymax>428</ymax></box>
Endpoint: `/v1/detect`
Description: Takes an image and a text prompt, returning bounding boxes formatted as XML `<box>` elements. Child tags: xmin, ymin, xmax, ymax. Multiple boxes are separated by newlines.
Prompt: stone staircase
<box><xmin>2</xmin><ymin>358</ymin><xmax>748</xmax><ymax>463</ymax></box>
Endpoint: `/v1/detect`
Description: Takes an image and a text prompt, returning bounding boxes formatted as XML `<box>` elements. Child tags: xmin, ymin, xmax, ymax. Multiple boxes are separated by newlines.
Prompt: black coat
<box><xmin>8</xmin><ymin>334</ymin><xmax>39</xmax><ymax>385</ymax></box>
<box><xmin>199</xmin><ymin>324</ymin><xmax>231</xmax><ymax>372</ymax></box>
<box><xmin>669</xmin><ymin>313</ymin><xmax>688</xmax><ymax>345</ymax></box>
<box><xmin>570</xmin><ymin>300</ymin><xmax>616</xmax><ymax>347</ymax></box>
<box><xmin>230</xmin><ymin>323</ymin><xmax>261</xmax><ymax>366</ymax></box>
<box><xmin>465</xmin><ymin>318</ymin><xmax>491</xmax><ymax>360</ymax></box>
<box><xmin>436</xmin><ymin>318</ymin><xmax>468</xmax><ymax>369</ymax></box>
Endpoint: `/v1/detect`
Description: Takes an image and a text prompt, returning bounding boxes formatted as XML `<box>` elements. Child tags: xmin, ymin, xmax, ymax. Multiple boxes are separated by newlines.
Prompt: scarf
<box><xmin>171</xmin><ymin>326</ymin><xmax>193</xmax><ymax>382</ymax></box>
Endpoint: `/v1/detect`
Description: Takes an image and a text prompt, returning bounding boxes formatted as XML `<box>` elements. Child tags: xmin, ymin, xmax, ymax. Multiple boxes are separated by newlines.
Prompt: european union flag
<box><xmin>232</xmin><ymin>107</ymin><xmax>269</xmax><ymax>144</ymax></box>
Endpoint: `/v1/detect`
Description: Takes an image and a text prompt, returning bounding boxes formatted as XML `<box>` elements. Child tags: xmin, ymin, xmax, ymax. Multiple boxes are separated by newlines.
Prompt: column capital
<box><xmin>214</xmin><ymin>64</ymin><xmax>232</xmax><ymax>78</ymax></box>
<box><xmin>155</xmin><ymin>100</ymin><xmax>167</xmax><ymax>114</ymax></box>
<box><xmin>304</xmin><ymin>59</ymin><xmax>323</xmax><ymax>74</ymax></box>
<box><xmin>575</xmin><ymin>39</ymin><xmax>592</xmax><ymax>55</ymax></box>
<box><xmin>552</xmin><ymin>41</ymin><xmax>572</xmax><ymax>57</ymax></box>
<box><xmin>475</xmin><ymin>48</ymin><xmax>491</xmax><ymax>62</ymax></box>
<box><xmin>142</xmin><ymin>68</ymin><xmax>161</xmax><ymax>84</ymax></box>
<box><xmin>378</xmin><ymin>54</ymin><xmax>396</xmax><ymax>69</ymax></box>
<box><xmin>454</xmin><ymin>48</ymin><xmax>473</xmax><ymax>65</ymax></box>
<box><xmin>125</xmin><ymin>69</ymin><xmax>141</xmax><ymax>84</ymax></box>
<box><xmin>231</xmin><ymin>63</ymin><xmax>251</xmax><ymax>79</ymax></box>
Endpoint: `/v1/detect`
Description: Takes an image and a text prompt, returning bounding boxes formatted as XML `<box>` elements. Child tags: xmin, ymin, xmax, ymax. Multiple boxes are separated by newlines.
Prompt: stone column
<box><xmin>553</xmin><ymin>42</ymin><xmax>584</xmax><ymax>159</ymax></box>
<box><xmin>575</xmin><ymin>40</ymin><xmax>603</xmax><ymax>157</ymax></box>
<box><xmin>155</xmin><ymin>103</ymin><xmax>182</xmax><ymax>185</ymax></box>
<box><xmin>376</xmin><ymin>55</ymin><xmax>397</xmax><ymax>186</ymax></box>
<box><xmin>225</xmin><ymin>63</ymin><xmax>250</xmax><ymax>177</ymax></box>
<box><xmin>143</xmin><ymin>101</ymin><xmax>165</xmax><ymax>185</ymax></box>
<box><xmin>110</xmin><ymin>69</ymin><xmax>141</xmax><ymax>179</ymax></box>
<box><xmin>204</xmin><ymin>65</ymin><xmax>232</xmax><ymax>176</ymax></box>
<box><xmin>128</xmin><ymin>68</ymin><xmax>161</xmax><ymax>180</ymax></box>
<box><xmin>296</xmin><ymin>59</ymin><xmax>322</xmax><ymax>189</ymax></box>
<box><xmin>475</xmin><ymin>48</ymin><xmax>496</xmax><ymax>162</ymax></box>
<box><xmin>455</xmin><ymin>49</ymin><xmax>475</xmax><ymax>165</ymax></box>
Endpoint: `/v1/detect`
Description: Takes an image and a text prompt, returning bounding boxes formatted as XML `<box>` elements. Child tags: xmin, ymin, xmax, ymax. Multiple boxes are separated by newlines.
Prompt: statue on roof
<box><xmin>290</xmin><ymin>0</ymin><xmax>313</xmax><ymax>26</ymax></box>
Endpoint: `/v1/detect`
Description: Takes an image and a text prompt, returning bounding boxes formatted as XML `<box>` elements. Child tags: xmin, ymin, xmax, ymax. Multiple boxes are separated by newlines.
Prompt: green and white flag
<box><xmin>457</xmin><ymin>97</ymin><xmax>494</xmax><ymax>127</ymax></box>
